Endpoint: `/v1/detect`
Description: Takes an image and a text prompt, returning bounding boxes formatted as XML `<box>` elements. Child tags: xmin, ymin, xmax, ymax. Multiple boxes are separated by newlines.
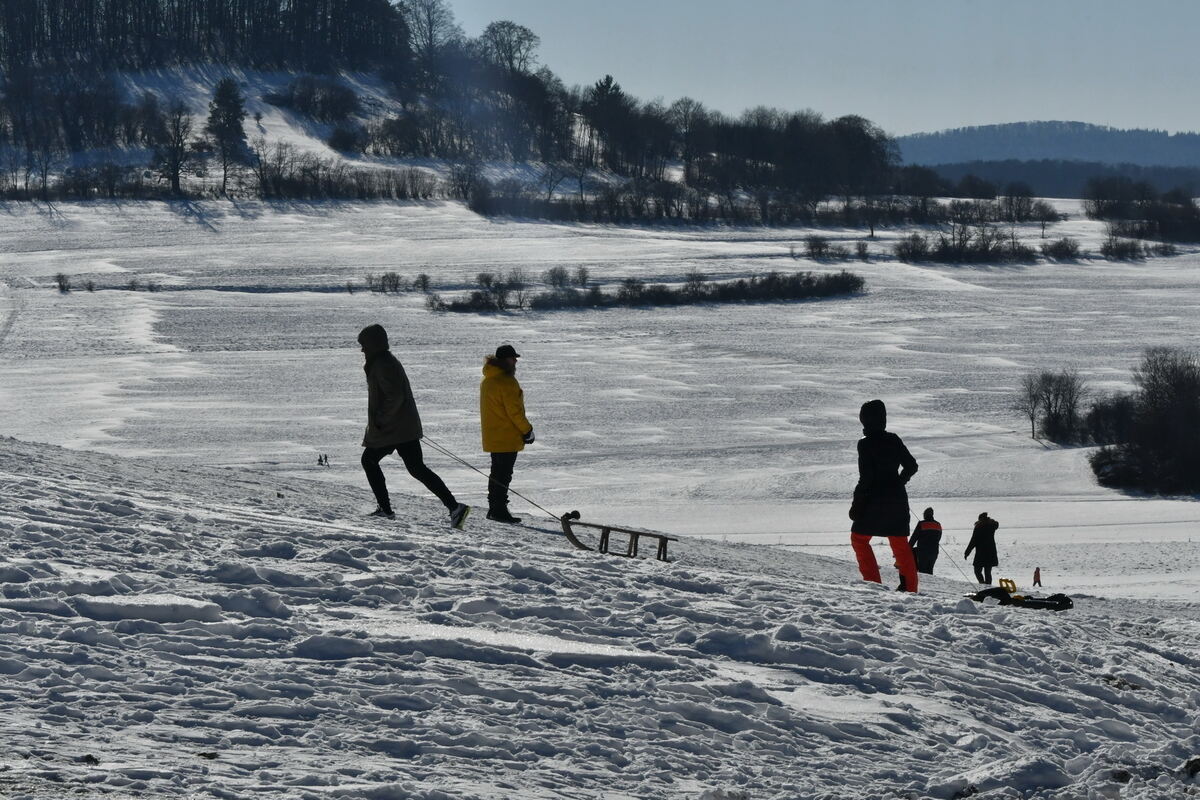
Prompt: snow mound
<box><xmin>69</xmin><ymin>593</ymin><xmax>222</xmax><ymax>623</ymax></box>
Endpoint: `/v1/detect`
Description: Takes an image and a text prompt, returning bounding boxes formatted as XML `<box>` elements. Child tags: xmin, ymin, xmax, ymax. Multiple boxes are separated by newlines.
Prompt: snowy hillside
<box><xmin>1</xmin><ymin>436</ymin><xmax>1198</xmax><ymax>799</ymax></box>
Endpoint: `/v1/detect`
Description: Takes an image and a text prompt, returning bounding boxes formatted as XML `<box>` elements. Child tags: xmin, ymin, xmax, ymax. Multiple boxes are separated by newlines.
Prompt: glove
<box><xmin>523</xmin><ymin>429</ymin><xmax>535</xmax><ymax>444</ymax></box>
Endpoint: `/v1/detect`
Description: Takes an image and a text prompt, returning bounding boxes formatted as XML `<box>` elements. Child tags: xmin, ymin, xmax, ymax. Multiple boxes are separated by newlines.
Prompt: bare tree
<box><xmin>668</xmin><ymin>97</ymin><xmax>706</xmax><ymax>182</ymax></box>
<box><xmin>154</xmin><ymin>101</ymin><xmax>196</xmax><ymax>195</ymax></box>
<box><xmin>478</xmin><ymin>20</ymin><xmax>539</xmax><ymax>74</ymax></box>
<box><xmin>400</xmin><ymin>0</ymin><xmax>462</xmax><ymax>66</ymax></box>
<box><xmin>1041</xmin><ymin>369</ymin><xmax>1087</xmax><ymax>442</ymax></box>
<box><xmin>31</xmin><ymin>144</ymin><xmax>61</xmax><ymax>199</ymax></box>
<box><xmin>1032</xmin><ymin>200</ymin><xmax>1061</xmax><ymax>237</ymax></box>
<box><xmin>1014</xmin><ymin>373</ymin><xmax>1046</xmax><ymax>439</ymax></box>
<box><xmin>1000</xmin><ymin>182</ymin><xmax>1035</xmax><ymax>223</ymax></box>
<box><xmin>538</xmin><ymin>161</ymin><xmax>569</xmax><ymax>201</ymax></box>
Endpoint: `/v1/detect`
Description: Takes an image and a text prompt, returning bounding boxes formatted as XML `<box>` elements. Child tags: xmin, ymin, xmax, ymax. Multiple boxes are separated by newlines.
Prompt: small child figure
<box><xmin>1033</xmin><ymin>566</ymin><xmax>1042</xmax><ymax>587</ymax></box>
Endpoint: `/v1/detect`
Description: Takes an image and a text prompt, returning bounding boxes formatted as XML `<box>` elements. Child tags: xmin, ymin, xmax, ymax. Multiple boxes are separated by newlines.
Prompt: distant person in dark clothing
<box><xmin>358</xmin><ymin>324</ymin><xmax>470</xmax><ymax>528</ymax></box>
<box><xmin>964</xmin><ymin>512</ymin><xmax>1000</xmax><ymax>584</ymax></box>
<box><xmin>1033</xmin><ymin>567</ymin><xmax>1042</xmax><ymax>587</ymax></box>
<box><xmin>909</xmin><ymin>507</ymin><xmax>943</xmax><ymax>575</ymax></box>
<box><xmin>850</xmin><ymin>399</ymin><xmax>920</xmax><ymax>593</ymax></box>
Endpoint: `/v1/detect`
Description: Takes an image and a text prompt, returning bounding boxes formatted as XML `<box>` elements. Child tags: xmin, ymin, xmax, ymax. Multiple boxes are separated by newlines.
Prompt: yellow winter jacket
<box><xmin>480</xmin><ymin>359</ymin><xmax>532</xmax><ymax>453</ymax></box>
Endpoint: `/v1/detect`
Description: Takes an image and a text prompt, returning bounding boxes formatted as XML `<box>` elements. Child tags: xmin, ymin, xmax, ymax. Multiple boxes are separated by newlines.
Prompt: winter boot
<box><xmin>486</xmin><ymin>508</ymin><xmax>522</xmax><ymax>524</ymax></box>
<box><xmin>450</xmin><ymin>503</ymin><xmax>471</xmax><ymax>530</ymax></box>
<box><xmin>368</xmin><ymin>506</ymin><xmax>395</xmax><ymax>520</ymax></box>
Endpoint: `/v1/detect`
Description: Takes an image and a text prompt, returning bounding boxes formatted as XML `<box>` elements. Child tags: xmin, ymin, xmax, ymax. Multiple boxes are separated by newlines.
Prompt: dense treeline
<box><xmin>0</xmin><ymin>0</ymin><xmax>903</xmax><ymax>210</ymax></box>
<box><xmin>927</xmin><ymin>159</ymin><xmax>1200</xmax><ymax>199</ymax></box>
<box><xmin>2</xmin><ymin>0</ymin><xmax>1187</xmax><ymax>237</ymax></box>
<box><xmin>0</xmin><ymin>0</ymin><xmax>407</xmax><ymax>70</ymax></box>
<box><xmin>899</xmin><ymin>121</ymin><xmax>1200</xmax><ymax>169</ymax></box>
<box><xmin>1083</xmin><ymin>177</ymin><xmax>1200</xmax><ymax>242</ymax></box>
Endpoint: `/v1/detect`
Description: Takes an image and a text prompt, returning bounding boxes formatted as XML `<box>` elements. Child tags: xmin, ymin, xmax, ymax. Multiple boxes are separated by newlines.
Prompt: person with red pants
<box><xmin>849</xmin><ymin>399</ymin><xmax>919</xmax><ymax>592</ymax></box>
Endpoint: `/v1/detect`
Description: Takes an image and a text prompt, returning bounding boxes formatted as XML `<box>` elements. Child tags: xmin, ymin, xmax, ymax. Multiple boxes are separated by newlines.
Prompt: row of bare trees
<box><xmin>0</xmin><ymin>0</ymin><xmax>406</xmax><ymax>71</ymax></box>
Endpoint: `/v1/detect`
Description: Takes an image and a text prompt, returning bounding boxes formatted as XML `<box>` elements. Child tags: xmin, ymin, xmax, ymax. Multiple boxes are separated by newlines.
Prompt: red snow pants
<box><xmin>851</xmin><ymin>533</ymin><xmax>918</xmax><ymax>593</ymax></box>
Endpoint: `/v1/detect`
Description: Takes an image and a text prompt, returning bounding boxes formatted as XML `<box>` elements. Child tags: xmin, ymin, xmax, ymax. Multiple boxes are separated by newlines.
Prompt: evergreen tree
<box><xmin>205</xmin><ymin>77</ymin><xmax>248</xmax><ymax>194</ymax></box>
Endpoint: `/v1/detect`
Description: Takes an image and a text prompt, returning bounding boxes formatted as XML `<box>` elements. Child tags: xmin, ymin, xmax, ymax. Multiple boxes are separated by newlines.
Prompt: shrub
<box><xmin>1000</xmin><ymin>240</ymin><xmax>1038</xmax><ymax>262</ymax></box>
<box><xmin>856</xmin><ymin>241</ymin><xmax>869</xmax><ymax>261</ymax></box>
<box><xmin>804</xmin><ymin>235</ymin><xmax>829</xmax><ymax>259</ymax></box>
<box><xmin>1085</xmin><ymin>393</ymin><xmax>1136</xmax><ymax>445</ymax></box>
<box><xmin>264</xmin><ymin>76</ymin><xmax>359</xmax><ymax>121</ymax></box>
<box><xmin>414</xmin><ymin>274</ymin><xmax>431</xmax><ymax>293</ymax></box>
<box><xmin>617</xmin><ymin>277</ymin><xmax>646</xmax><ymax>304</ymax></box>
<box><xmin>327</xmin><ymin>124</ymin><xmax>367</xmax><ymax>153</ymax></box>
<box><xmin>543</xmin><ymin>266</ymin><xmax>570</xmax><ymax>288</ymax></box>
<box><xmin>894</xmin><ymin>234</ymin><xmax>930</xmax><ymax>262</ymax></box>
<box><xmin>1040</xmin><ymin>237</ymin><xmax>1081</xmax><ymax>260</ymax></box>
<box><xmin>1100</xmin><ymin>236</ymin><xmax>1143</xmax><ymax>260</ymax></box>
<box><xmin>84</xmin><ymin>279</ymin><xmax>95</xmax><ymax>292</ymax></box>
<box><xmin>378</xmin><ymin>272</ymin><xmax>405</xmax><ymax>293</ymax></box>
<box><xmin>55</xmin><ymin>273</ymin><xmax>71</xmax><ymax>293</ymax></box>
<box><xmin>575</xmin><ymin>266</ymin><xmax>590</xmax><ymax>287</ymax></box>
<box><xmin>498</xmin><ymin>270</ymin><xmax>866</xmax><ymax>313</ymax></box>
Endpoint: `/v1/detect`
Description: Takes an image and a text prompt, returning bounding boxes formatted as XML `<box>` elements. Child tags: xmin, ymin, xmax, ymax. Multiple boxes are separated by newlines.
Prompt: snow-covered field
<box><xmin>2</xmin><ymin>199</ymin><xmax>1200</xmax><ymax>797</ymax></box>
<box><xmin>0</xmin><ymin>437</ymin><xmax>1197</xmax><ymax>799</ymax></box>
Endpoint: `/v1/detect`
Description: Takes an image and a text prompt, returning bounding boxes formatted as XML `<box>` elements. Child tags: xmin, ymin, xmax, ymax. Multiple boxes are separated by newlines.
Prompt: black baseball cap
<box><xmin>495</xmin><ymin>344</ymin><xmax>521</xmax><ymax>359</ymax></box>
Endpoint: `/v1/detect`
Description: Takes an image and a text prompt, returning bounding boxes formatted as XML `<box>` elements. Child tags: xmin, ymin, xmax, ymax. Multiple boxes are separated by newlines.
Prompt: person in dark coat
<box><xmin>850</xmin><ymin>399</ymin><xmax>920</xmax><ymax>592</ymax></box>
<box><xmin>909</xmin><ymin>506</ymin><xmax>943</xmax><ymax>575</ymax></box>
<box><xmin>964</xmin><ymin>512</ymin><xmax>999</xmax><ymax>584</ymax></box>
<box><xmin>358</xmin><ymin>324</ymin><xmax>470</xmax><ymax>528</ymax></box>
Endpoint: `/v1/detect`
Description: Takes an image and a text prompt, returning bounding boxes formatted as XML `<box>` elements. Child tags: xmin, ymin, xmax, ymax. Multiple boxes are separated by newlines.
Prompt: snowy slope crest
<box><xmin>109</xmin><ymin>65</ymin><xmax>555</xmax><ymax>186</ymax></box>
<box><xmin>1</xmin><ymin>436</ymin><xmax>1198</xmax><ymax>799</ymax></box>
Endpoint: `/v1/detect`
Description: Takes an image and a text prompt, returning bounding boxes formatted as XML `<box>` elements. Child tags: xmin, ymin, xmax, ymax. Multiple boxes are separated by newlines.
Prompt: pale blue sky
<box><xmin>451</xmin><ymin>0</ymin><xmax>1198</xmax><ymax>136</ymax></box>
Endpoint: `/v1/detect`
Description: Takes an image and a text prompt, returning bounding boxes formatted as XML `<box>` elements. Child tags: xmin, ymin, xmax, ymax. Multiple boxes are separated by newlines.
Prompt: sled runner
<box><xmin>559</xmin><ymin>511</ymin><xmax>679</xmax><ymax>562</ymax></box>
<box><xmin>969</xmin><ymin>585</ymin><xmax>1073</xmax><ymax>611</ymax></box>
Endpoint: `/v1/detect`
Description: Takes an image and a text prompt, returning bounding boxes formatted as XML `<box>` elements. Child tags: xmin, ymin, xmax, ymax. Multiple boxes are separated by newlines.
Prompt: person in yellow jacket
<box><xmin>480</xmin><ymin>344</ymin><xmax>534</xmax><ymax>523</ymax></box>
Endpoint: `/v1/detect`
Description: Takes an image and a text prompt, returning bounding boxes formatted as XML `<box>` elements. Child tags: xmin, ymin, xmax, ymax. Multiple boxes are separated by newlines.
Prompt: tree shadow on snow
<box><xmin>164</xmin><ymin>199</ymin><xmax>220</xmax><ymax>232</ymax></box>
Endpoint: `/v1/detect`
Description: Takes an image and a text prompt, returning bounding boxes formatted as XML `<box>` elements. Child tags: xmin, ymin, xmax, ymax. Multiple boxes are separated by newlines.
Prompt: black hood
<box><xmin>358</xmin><ymin>324</ymin><xmax>389</xmax><ymax>356</ymax></box>
<box><xmin>860</xmin><ymin>399</ymin><xmax>887</xmax><ymax>434</ymax></box>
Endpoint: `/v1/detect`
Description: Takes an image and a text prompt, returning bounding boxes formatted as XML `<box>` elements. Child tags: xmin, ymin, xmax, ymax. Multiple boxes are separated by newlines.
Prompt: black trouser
<box><xmin>915</xmin><ymin>551</ymin><xmax>938</xmax><ymax>575</ymax></box>
<box><xmin>974</xmin><ymin>565</ymin><xmax>993</xmax><ymax>584</ymax></box>
<box><xmin>488</xmin><ymin>451</ymin><xmax>518</xmax><ymax>512</ymax></box>
<box><xmin>362</xmin><ymin>440</ymin><xmax>456</xmax><ymax>513</ymax></box>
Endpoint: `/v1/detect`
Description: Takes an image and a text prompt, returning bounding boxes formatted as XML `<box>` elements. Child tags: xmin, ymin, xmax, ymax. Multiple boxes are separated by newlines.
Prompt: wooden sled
<box><xmin>559</xmin><ymin>511</ymin><xmax>679</xmax><ymax>562</ymax></box>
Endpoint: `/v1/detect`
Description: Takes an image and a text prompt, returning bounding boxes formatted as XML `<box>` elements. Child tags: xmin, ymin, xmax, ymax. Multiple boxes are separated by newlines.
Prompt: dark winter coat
<box><xmin>965</xmin><ymin>517</ymin><xmax>1000</xmax><ymax>567</ymax></box>
<box><xmin>361</xmin><ymin>349</ymin><xmax>423</xmax><ymax>448</ymax></box>
<box><xmin>850</xmin><ymin>430</ymin><xmax>918</xmax><ymax>536</ymax></box>
<box><xmin>910</xmin><ymin>519</ymin><xmax>942</xmax><ymax>572</ymax></box>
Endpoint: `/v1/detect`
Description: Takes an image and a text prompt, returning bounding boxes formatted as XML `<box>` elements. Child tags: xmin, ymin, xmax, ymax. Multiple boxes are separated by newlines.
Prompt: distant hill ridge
<box><xmin>898</xmin><ymin>121</ymin><xmax>1200</xmax><ymax>168</ymax></box>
